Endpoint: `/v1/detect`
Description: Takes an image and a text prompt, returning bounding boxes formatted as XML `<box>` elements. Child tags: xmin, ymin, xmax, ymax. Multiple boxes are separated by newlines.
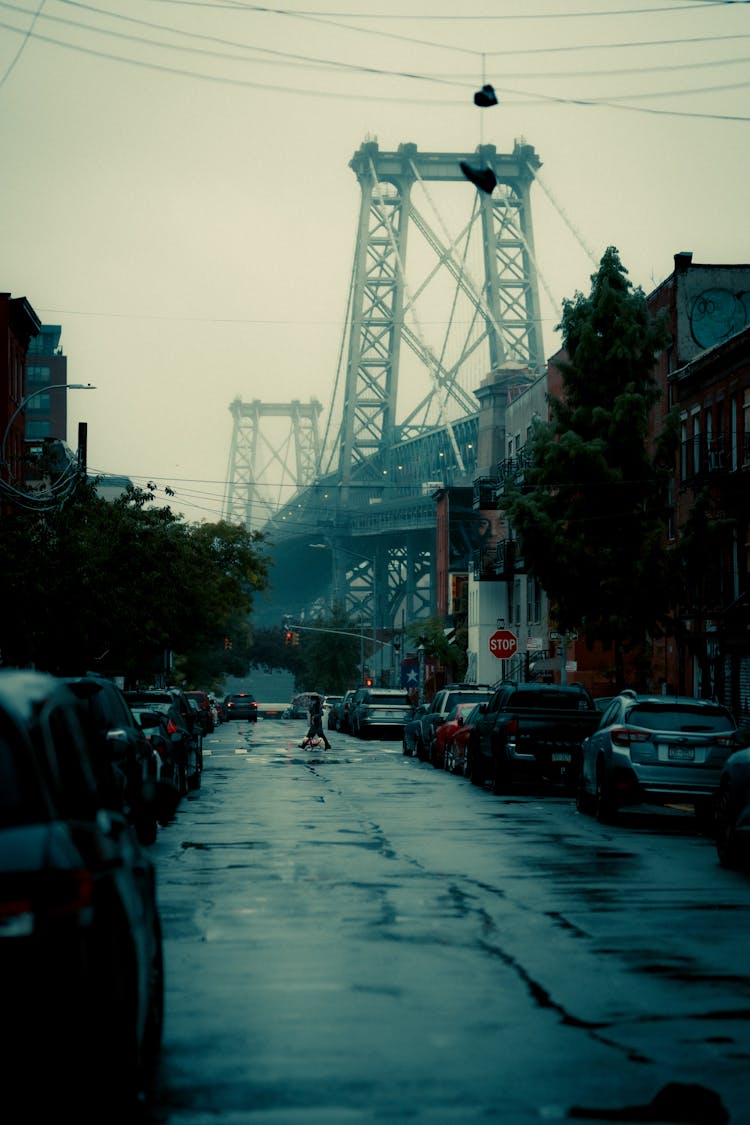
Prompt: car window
<box><xmin>507</xmin><ymin>690</ymin><xmax>592</xmax><ymax>710</ymax></box>
<box><xmin>447</xmin><ymin>691</ymin><xmax>491</xmax><ymax>709</ymax></box>
<box><xmin>625</xmin><ymin>704</ymin><xmax>736</xmax><ymax>733</ymax></box>
<box><xmin>0</xmin><ymin>726</ymin><xmax>51</xmax><ymax>827</ymax></box>
<box><xmin>45</xmin><ymin>705</ymin><xmax>100</xmax><ymax>818</ymax></box>
<box><xmin>599</xmin><ymin>699</ymin><xmax>621</xmax><ymax>726</ymax></box>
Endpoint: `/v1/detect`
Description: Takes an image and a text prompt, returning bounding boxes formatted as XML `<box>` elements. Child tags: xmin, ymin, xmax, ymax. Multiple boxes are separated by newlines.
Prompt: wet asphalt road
<box><xmin>148</xmin><ymin>717</ymin><xmax>750</xmax><ymax>1124</ymax></box>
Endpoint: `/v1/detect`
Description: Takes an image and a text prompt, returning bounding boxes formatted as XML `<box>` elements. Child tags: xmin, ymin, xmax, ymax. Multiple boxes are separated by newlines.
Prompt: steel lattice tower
<box><xmin>223</xmin><ymin>398</ymin><xmax>322</xmax><ymax>531</ymax></box>
<box><xmin>338</xmin><ymin>139</ymin><xmax>544</xmax><ymax>496</ymax></box>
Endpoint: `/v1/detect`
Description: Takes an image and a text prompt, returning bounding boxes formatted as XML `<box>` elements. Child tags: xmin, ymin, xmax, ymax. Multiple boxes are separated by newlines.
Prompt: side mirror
<box><xmin>106</xmin><ymin>728</ymin><xmax>130</xmax><ymax>760</ymax></box>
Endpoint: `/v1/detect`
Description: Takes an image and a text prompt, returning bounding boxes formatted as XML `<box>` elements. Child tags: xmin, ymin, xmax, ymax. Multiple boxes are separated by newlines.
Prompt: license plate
<box><xmin>551</xmin><ymin>753</ymin><xmax>571</xmax><ymax>762</ymax></box>
<box><xmin>668</xmin><ymin>745</ymin><xmax>695</xmax><ymax>761</ymax></box>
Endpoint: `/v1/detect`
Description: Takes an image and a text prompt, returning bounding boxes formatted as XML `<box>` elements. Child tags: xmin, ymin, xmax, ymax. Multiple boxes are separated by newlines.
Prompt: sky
<box><xmin>1</xmin><ymin>0</ymin><xmax>748</xmax><ymax>527</ymax></box>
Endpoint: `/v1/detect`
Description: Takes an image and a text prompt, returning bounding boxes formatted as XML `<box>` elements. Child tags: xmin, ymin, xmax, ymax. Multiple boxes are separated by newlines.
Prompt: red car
<box><xmin>443</xmin><ymin>700</ymin><xmax>487</xmax><ymax>775</ymax></box>
<box><xmin>184</xmin><ymin>690</ymin><xmax>216</xmax><ymax>734</ymax></box>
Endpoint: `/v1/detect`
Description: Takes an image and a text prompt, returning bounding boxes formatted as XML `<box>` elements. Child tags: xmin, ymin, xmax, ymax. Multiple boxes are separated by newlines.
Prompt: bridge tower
<box><xmin>223</xmin><ymin>398</ymin><xmax>322</xmax><ymax>531</ymax></box>
<box><xmin>338</xmin><ymin>139</ymin><xmax>545</xmax><ymax>495</ymax></box>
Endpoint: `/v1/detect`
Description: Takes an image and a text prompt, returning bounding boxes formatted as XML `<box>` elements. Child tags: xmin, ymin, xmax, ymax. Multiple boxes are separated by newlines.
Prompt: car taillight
<box><xmin>611</xmin><ymin>726</ymin><xmax>651</xmax><ymax>746</ymax></box>
<box><xmin>167</xmin><ymin>718</ymin><xmax>179</xmax><ymax>735</ymax></box>
<box><xmin>0</xmin><ymin>869</ymin><xmax>95</xmax><ymax>928</ymax></box>
<box><xmin>506</xmin><ymin>717</ymin><xmax>519</xmax><ymax>737</ymax></box>
<box><xmin>716</xmin><ymin>733</ymin><xmax>739</xmax><ymax>748</ymax></box>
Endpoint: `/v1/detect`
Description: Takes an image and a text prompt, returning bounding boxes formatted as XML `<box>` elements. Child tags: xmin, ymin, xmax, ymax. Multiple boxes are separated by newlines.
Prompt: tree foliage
<box><xmin>294</xmin><ymin>604</ymin><xmax>363</xmax><ymax>694</ymax></box>
<box><xmin>406</xmin><ymin>615</ymin><xmax>468</xmax><ymax>689</ymax></box>
<box><xmin>503</xmin><ymin>247</ymin><xmax>678</xmax><ymax>684</ymax></box>
<box><xmin>0</xmin><ymin>481</ymin><xmax>269</xmax><ymax>687</ymax></box>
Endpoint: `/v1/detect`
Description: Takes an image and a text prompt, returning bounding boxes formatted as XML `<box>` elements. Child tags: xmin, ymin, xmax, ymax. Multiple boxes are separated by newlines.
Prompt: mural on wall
<box><xmin>690</xmin><ymin>288</ymin><xmax>750</xmax><ymax>349</ymax></box>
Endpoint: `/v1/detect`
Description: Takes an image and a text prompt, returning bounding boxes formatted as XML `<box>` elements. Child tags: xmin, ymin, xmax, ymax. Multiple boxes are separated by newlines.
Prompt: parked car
<box><xmin>332</xmin><ymin>689</ymin><xmax>358</xmax><ymax>734</ymax></box>
<box><xmin>415</xmin><ymin>684</ymin><xmax>493</xmax><ymax>763</ymax></box>
<box><xmin>323</xmin><ymin>695</ymin><xmax>342</xmax><ymax>729</ymax></box>
<box><xmin>125</xmin><ymin>689</ymin><xmax>202</xmax><ymax>795</ymax></box>
<box><xmin>0</xmin><ymin>669</ymin><xmax>164</xmax><ymax>1118</ymax></box>
<box><xmin>470</xmin><ymin>681</ymin><xmax>599</xmax><ymax>793</ymax></box>
<box><xmin>402</xmin><ymin>702</ymin><xmax>430</xmax><ymax>756</ymax></box>
<box><xmin>209</xmin><ymin>695</ymin><xmax>222</xmax><ymax>726</ymax></box>
<box><xmin>222</xmin><ymin>692</ymin><xmax>259</xmax><ymax>721</ymax></box>
<box><xmin>184</xmin><ymin>689</ymin><xmax>215</xmax><ymax>734</ymax></box>
<box><xmin>129</xmin><ymin>705</ymin><xmax>182</xmax><ymax>825</ymax></box>
<box><xmin>714</xmin><ymin>741</ymin><xmax>750</xmax><ymax>869</ymax></box>
<box><xmin>61</xmin><ymin>674</ymin><xmax>163</xmax><ymax>845</ymax></box>
<box><xmin>444</xmin><ymin>700</ymin><xmax>486</xmax><ymax>776</ymax></box>
<box><xmin>349</xmin><ymin>687</ymin><xmax>412</xmax><ymax>740</ymax></box>
<box><xmin>432</xmin><ymin>699</ymin><xmax>490</xmax><ymax>770</ymax></box>
<box><xmin>577</xmin><ymin>692</ymin><xmax>741</xmax><ymax>824</ymax></box>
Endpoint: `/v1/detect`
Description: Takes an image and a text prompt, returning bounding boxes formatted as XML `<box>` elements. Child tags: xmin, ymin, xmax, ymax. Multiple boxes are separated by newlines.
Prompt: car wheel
<box><xmin>135</xmin><ymin>809</ymin><xmax>158</xmax><ymax>846</ymax></box>
<box><xmin>594</xmin><ymin>760</ymin><xmax>616</xmax><ymax>824</ymax></box>
<box><xmin>491</xmin><ymin>754</ymin><xmax>511</xmax><ymax>795</ymax></box>
<box><xmin>575</xmin><ymin>767</ymin><xmax>593</xmax><ymax>815</ymax></box>
<box><xmin>470</xmin><ymin>748</ymin><xmax>485</xmax><ymax>787</ymax></box>
<box><xmin>715</xmin><ymin>787</ymin><xmax>746</xmax><ymax>869</ymax></box>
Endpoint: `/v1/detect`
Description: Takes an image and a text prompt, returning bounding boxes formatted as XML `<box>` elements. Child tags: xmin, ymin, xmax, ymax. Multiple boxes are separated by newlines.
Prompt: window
<box><xmin>25</xmin><ymin>421</ymin><xmax>50</xmax><ymax>439</ymax></box>
<box><xmin>527</xmin><ymin>576</ymin><xmax>541</xmax><ymax>624</ymax></box>
<box><xmin>743</xmin><ymin>389</ymin><xmax>750</xmax><ymax>466</ymax></box>
<box><xmin>27</xmin><ymin>392</ymin><xmax>49</xmax><ymax>413</ymax></box>
<box><xmin>680</xmin><ymin>417</ymin><xmax>687</xmax><ymax>480</ymax></box>
<box><xmin>26</xmin><ymin>364</ymin><xmax>51</xmax><ymax>386</ymax></box>
<box><xmin>692</xmin><ymin>411</ymin><xmax>701</xmax><ymax>475</ymax></box>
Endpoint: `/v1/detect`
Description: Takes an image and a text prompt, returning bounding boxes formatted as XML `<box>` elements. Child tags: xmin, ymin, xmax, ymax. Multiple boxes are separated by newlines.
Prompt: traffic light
<box><xmin>284</xmin><ymin>630</ymin><xmax>293</xmax><ymax>646</ymax></box>
<box><xmin>224</xmin><ymin>637</ymin><xmax>232</xmax><ymax>651</ymax></box>
<box><xmin>291</xmin><ymin>632</ymin><xmax>299</xmax><ymax>646</ymax></box>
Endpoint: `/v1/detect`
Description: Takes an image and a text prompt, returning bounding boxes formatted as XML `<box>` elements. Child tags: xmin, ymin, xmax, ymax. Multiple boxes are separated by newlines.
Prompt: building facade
<box><xmin>0</xmin><ymin>293</ymin><xmax>41</xmax><ymax>491</ymax></box>
<box><xmin>463</xmin><ymin>253</ymin><xmax>750</xmax><ymax>706</ymax></box>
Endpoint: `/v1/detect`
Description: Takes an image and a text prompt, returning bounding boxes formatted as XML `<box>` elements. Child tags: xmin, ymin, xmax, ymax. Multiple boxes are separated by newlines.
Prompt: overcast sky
<box><xmin>1</xmin><ymin>0</ymin><xmax>748</xmax><ymax>526</ymax></box>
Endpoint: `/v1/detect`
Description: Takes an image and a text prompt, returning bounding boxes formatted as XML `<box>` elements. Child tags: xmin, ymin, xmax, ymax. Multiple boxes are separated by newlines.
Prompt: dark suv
<box><xmin>61</xmin><ymin>674</ymin><xmax>164</xmax><ymax>845</ymax></box>
<box><xmin>222</xmin><ymin>692</ymin><xmax>258</xmax><ymax>721</ymax></box>
<box><xmin>0</xmin><ymin>669</ymin><xmax>164</xmax><ymax>1117</ymax></box>
<box><xmin>578</xmin><ymin>691</ymin><xmax>740</xmax><ymax>823</ymax></box>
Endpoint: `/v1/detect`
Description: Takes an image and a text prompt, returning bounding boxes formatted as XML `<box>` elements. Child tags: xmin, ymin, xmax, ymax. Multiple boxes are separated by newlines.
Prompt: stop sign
<box><xmin>489</xmin><ymin>629</ymin><xmax>518</xmax><ymax>659</ymax></box>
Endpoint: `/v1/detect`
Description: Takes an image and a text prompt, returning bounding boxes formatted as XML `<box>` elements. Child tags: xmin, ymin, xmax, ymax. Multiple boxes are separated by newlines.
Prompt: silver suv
<box><xmin>577</xmin><ymin>692</ymin><xmax>740</xmax><ymax>823</ymax></box>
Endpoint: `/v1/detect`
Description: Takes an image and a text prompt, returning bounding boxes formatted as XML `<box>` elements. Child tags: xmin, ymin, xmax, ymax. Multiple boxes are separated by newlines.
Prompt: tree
<box><xmin>0</xmin><ymin>482</ymin><xmax>269</xmax><ymax>686</ymax></box>
<box><xmin>503</xmin><ymin>247</ymin><xmax>677</xmax><ymax>688</ymax></box>
<box><xmin>406</xmin><ymin>616</ymin><xmax>468</xmax><ymax>694</ymax></box>
<box><xmin>295</xmin><ymin>604</ymin><xmax>363</xmax><ymax>693</ymax></box>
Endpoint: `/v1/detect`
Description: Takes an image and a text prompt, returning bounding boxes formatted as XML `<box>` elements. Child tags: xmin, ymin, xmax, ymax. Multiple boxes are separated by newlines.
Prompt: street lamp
<box><xmin>1</xmin><ymin>382</ymin><xmax>96</xmax><ymax>483</ymax></box>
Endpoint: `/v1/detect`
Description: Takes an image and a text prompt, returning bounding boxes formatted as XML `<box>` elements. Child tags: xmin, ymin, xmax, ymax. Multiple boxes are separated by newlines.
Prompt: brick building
<box><xmin>465</xmin><ymin>253</ymin><xmax>750</xmax><ymax>707</ymax></box>
<box><xmin>0</xmin><ymin>293</ymin><xmax>41</xmax><ymax>491</ymax></box>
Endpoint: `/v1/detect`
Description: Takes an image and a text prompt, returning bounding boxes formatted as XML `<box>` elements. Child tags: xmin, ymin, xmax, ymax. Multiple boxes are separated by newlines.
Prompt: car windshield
<box><xmin>449</xmin><ymin>692</ymin><xmax>491</xmax><ymax>708</ymax></box>
<box><xmin>508</xmin><ymin>690</ymin><xmax>592</xmax><ymax>710</ymax></box>
<box><xmin>625</xmin><ymin>704</ymin><xmax>735</xmax><ymax>733</ymax></box>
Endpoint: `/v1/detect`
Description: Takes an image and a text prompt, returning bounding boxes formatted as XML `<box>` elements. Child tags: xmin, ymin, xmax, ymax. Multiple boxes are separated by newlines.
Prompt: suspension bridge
<box><xmin>222</xmin><ymin>137</ymin><xmax>577</xmax><ymax>634</ymax></box>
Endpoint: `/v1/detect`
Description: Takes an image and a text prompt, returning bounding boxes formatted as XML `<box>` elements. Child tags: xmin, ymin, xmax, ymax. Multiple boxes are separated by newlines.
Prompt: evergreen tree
<box><xmin>503</xmin><ymin>247</ymin><xmax>677</xmax><ymax>687</ymax></box>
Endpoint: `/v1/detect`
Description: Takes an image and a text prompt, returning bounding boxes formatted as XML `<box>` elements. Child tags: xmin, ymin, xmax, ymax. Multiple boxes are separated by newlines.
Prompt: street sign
<box><xmin>489</xmin><ymin>629</ymin><xmax>518</xmax><ymax>659</ymax></box>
